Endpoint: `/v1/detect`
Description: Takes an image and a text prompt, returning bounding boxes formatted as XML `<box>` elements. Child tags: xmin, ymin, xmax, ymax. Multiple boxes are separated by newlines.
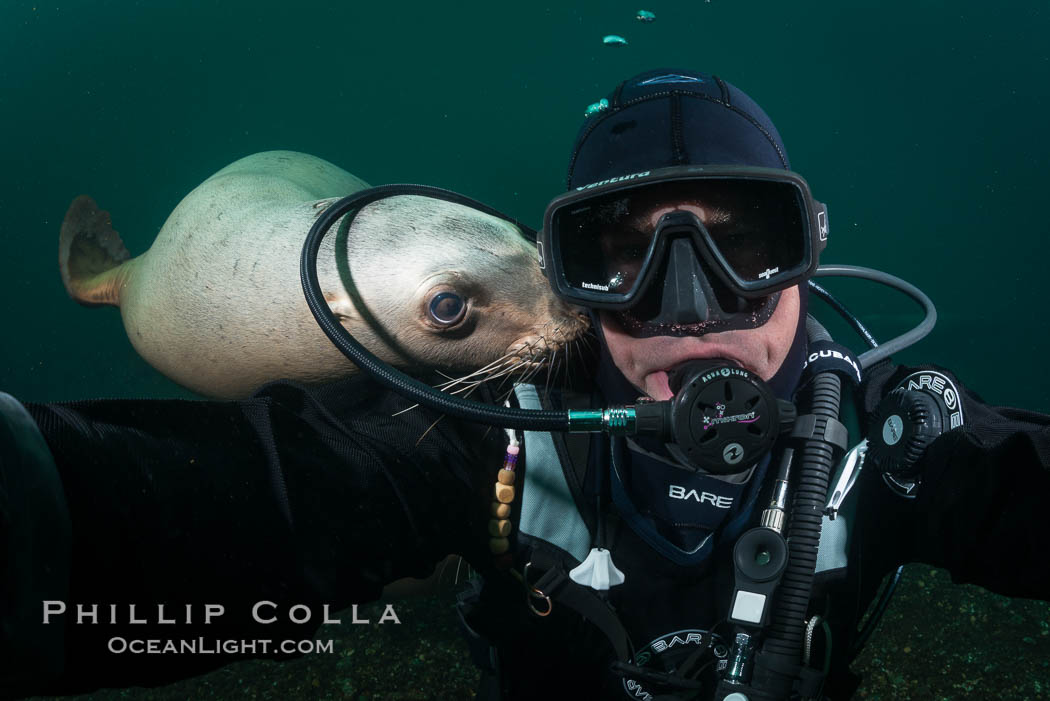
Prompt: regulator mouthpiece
<box><xmin>567</xmin><ymin>360</ymin><xmax>795</xmax><ymax>474</ymax></box>
<box><xmin>664</xmin><ymin>360</ymin><xmax>791</xmax><ymax>473</ymax></box>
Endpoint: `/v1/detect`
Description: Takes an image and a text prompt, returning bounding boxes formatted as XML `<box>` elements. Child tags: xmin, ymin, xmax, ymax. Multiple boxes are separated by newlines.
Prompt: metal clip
<box><xmin>522</xmin><ymin>562</ymin><xmax>552</xmax><ymax>617</ymax></box>
<box><xmin>825</xmin><ymin>439</ymin><xmax>867</xmax><ymax>519</ymax></box>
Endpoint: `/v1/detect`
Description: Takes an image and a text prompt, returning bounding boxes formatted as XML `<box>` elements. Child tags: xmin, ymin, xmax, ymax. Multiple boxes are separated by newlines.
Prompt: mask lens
<box><xmin>556</xmin><ymin>196</ymin><xmax>652</xmax><ymax>297</ymax></box>
<box><xmin>703</xmin><ymin>180</ymin><xmax>807</xmax><ymax>283</ymax></box>
<box><xmin>550</xmin><ymin>176</ymin><xmax>810</xmax><ymax>299</ymax></box>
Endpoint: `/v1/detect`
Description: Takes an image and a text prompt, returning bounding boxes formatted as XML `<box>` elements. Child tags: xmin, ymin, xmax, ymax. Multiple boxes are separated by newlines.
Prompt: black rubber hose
<box><xmin>813</xmin><ymin>265</ymin><xmax>936</xmax><ymax>369</ymax></box>
<box><xmin>751</xmin><ymin>323</ymin><xmax>843</xmax><ymax>698</ymax></box>
<box><xmin>765</xmin><ymin>372</ymin><xmax>840</xmax><ymax>654</ymax></box>
<box><xmin>848</xmin><ymin>564</ymin><xmax>904</xmax><ymax>660</ymax></box>
<box><xmin>807</xmin><ymin>280</ymin><xmax>879</xmax><ymax>349</ymax></box>
<box><xmin>300</xmin><ymin>188</ymin><xmax>570</xmax><ymax>431</ymax></box>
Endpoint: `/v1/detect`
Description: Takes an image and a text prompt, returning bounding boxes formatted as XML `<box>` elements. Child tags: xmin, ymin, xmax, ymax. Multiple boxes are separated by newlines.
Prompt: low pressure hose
<box><xmin>750</xmin><ymin>317</ymin><xmax>843</xmax><ymax>698</ymax></box>
<box><xmin>807</xmin><ymin>280</ymin><xmax>878</xmax><ymax>349</ymax></box>
<box><xmin>300</xmin><ymin>188</ymin><xmax>570</xmax><ymax>431</ymax></box>
<box><xmin>812</xmin><ymin>265</ymin><xmax>936</xmax><ymax>369</ymax></box>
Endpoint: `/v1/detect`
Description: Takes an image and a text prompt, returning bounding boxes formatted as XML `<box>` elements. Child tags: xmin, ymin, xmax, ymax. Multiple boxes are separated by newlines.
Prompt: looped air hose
<box><xmin>812</xmin><ymin>265</ymin><xmax>937</xmax><ymax>369</ymax></box>
<box><xmin>750</xmin><ymin>316</ymin><xmax>842</xmax><ymax>699</ymax></box>
<box><xmin>300</xmin><ymin>186</ymin><xmax>570</xmax><ymax>431</ymax></box>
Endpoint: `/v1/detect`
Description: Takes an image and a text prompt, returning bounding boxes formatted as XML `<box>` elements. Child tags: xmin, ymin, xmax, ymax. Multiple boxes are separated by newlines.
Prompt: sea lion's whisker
<box><xmin>392</xmin><ymin>362</ymin><xmax>516</xmax><ymax>416</ymax></box>
<box><xmin>433</xmin><ymin>361</ymin><xmax>516</xmax><ymax>393</ymax></box>
<box><xmin>400</xmin><ymin>366</ymin><xmax>500</xmax><ymax>409</ymax></box>
<box><xmin>495</xmin><ymin>375</ymin><xmax>530</xmax><ymax>405</ymax></box>
<box><xmin>515</xmin><ymin>363</ymin><xmax>542</xmax><ymax>387</ymax></box>
<box><xmin>414</xmin><ymin>382</ymin><xmax>485</xmax><ymax>446</ymax></box>
<box><xmin>493</xmin><ymin>371</ymin><xmax>520</xmax><ymax>395</ymax></box>
<box><xmin>476</xmin><ymin>350</ymin><xmax>523</xmax><ymax>370</ymax></box>
<box><xmin>394</xmin><ymin>329</ymin><xmax>569</xmax><ymax>420</ymax></box>
<box><xmin>544</xmin><ymin>358</ymin><xmax>559</xmax><ymax>398</ymax></box>
<box><xmin>434</xmin><ymin>362</ymin><xmax>506</xmax><ymax>388</ymax></box>
<box><xmin>391</xmin><ymin>374</ymin><xmax>494</xmax><ymax>416</ymax></box>
<box><xmin>430</xmin><ymin>358</ymin><xmax>537</xmax><ymax>408</ymax></box>
<box><xmin>447</xmin><ymin>380</ymin><xmax>491</xmax><ymax>396</ymax></box>
<box><xmin>435</xmin><ymin>353</ymin><xmax>519</xmax><ymax>388</ymax></box>
<box><xmin>456</xmin><ymin>362</ymin><xmax>524</xmax><ymax>393</ymax></box>
<box><xmin>542</xmin><ymin>347</ymin><xmax>560</xmax><ymax>396</ymax></box>
<box><xmin>514</xmin><ymin>359</ymin><xmax>547</xmax><ymax>393</ymax></box>
<box><xmin>489</xmin><ymin>360</ymin><xmax>529</xmax><ymax>394</ymax></box>
<box><xmin>565</xmin><ymin>338</ymin><xmax>575</xmax><ymax>388</ymax></box>
<box><xmin>442</xmin><ymin>367</ymin><xmax>519</xmax><ymax>397</ymax></box>
<box><xmin>495</xmin><ymin>356</ymin><xmax>548</xmax><ymax>403</ymax></box>
<box><xmin>436</xmin><ymin>358</ymin><xmax>535</xmax><ymax>403</ymax></box>
<box><xmin>414</xmin><ymin>414</ymin><xmax>446</xmax><ymax>446</ymax></box>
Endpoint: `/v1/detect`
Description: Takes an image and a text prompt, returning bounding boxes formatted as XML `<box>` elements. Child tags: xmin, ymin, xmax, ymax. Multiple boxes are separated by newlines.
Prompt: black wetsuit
<box><xmin>1</xmin><ymin>362</ymin><xmax>1048</xmax><ymax>699</ymax></box>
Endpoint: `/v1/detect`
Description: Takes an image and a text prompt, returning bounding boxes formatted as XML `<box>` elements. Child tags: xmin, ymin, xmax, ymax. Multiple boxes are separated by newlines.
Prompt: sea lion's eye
<box><xmin>428</xmin><ymin>291</ymin><xmax>467</xmax><ymax>326</ymax></box>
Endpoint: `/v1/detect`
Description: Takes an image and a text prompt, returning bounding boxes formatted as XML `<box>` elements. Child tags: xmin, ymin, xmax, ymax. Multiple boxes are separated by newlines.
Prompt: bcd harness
<box><xmin>461</xmin><ymin>353</ymin><xmax>865</xmax><ymax>701</ymax></box>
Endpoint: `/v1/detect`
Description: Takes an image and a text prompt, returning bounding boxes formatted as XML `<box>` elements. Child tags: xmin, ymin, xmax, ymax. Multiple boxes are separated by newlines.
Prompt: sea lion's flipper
<box><xmin>59</xmin><ymin>195</ymin><xmax>131</xmax><ymax>307</ymax></box>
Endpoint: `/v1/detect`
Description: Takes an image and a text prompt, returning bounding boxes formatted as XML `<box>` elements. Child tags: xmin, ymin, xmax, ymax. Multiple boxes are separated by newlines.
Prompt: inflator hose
<box><xmin>300</xmin><ymin>187</ymin><xmax>570</xmax><ymax>431</ymax></box>
<box><xmin>750</xmin><ymin>317</ymin><xmax>842</xmax><ymax>698</ymax></box>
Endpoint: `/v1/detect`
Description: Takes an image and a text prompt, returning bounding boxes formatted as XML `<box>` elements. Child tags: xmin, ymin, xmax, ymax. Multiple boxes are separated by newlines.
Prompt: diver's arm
<box><xmin>0</xmin><ymin>393</ymin><xmax>71</xmax><ymax>700</ymax></box>
<box><xmin>4</xmin><ymin>378</ymin><xmax>496</xmax><ymax>695</ymax></box>
<box><xmin>861</xmin><ymin>363</ymin><xmax>1050</xmax><ymax>601</ymax></box>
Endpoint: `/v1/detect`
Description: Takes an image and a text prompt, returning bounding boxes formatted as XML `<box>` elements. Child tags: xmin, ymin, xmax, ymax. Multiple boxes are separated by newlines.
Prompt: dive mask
<box><xmin>539</xmin><ymin>166</ymin><xmax>828</xmax><ymax>331</ymax></box>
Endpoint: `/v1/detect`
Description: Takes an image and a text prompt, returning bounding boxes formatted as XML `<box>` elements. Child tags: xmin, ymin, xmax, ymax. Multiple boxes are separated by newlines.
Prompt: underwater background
<box><xmin>2</xmin><ymin>0</ymin><xmax>1048</xmax><ymax>698</ymax></box>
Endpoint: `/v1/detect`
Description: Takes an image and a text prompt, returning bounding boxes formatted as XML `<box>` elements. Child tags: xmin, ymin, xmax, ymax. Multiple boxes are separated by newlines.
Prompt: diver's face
<box><xmin>599</xmin><ymin>204</ymin><xmax>801</xmax><ymax>400</ymax></box>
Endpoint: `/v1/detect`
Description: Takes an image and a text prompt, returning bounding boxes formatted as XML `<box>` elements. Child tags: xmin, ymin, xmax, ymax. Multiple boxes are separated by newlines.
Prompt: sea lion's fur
<box><xmin>59</xmin><ymin>151</ymin><xmax>587</xmax><ymax>398</ymax></box>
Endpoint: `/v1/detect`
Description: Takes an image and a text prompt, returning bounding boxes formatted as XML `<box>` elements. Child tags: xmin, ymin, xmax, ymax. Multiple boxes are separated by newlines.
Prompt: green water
<box><xmin>2</xmin><ymin>0</ymin><xmax>1048</xmax><ymax>698</ymax></box>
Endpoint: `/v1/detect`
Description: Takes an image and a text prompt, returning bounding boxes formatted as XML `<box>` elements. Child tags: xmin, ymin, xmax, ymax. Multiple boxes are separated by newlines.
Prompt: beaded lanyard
<box><xmin>489</xmin><ymin>425</ymin><xmax>519</xmax><ymax>562</ymax></box>
<box><xmin>489</xmin><ymin>411</ymin><xmax>623</xmax><ymax>615</ymax></box>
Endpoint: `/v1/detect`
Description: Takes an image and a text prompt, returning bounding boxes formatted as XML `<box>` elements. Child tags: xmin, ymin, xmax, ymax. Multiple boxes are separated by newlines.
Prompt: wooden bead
<box><xmin>495</xmin><ymin>483</ymin><xmax>515</xmax><ymax>504</ymax></box>
<box><xmin>488</xmin><ymin>519</ymin><xmax>512</xmax><ymax>537</ymax></box>
<box><xmin>488</xmin><ymin>442</ymin><xmax>519</xmax><ymax>558</ymax></box>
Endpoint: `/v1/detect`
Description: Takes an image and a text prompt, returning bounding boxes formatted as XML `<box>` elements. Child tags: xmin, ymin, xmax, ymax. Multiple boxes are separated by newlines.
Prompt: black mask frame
<box><xmin>539</xmin><ymin>165</ymin><xmax>829</xmax><ymax>310</ymax></box>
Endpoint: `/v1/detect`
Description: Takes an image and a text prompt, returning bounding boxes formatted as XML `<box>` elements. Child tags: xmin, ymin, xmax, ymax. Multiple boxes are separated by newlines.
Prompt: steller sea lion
<box><xmin>59</xmin><ymin>150</ymin><xmax>588</xmax><ymax>399</ymax></box>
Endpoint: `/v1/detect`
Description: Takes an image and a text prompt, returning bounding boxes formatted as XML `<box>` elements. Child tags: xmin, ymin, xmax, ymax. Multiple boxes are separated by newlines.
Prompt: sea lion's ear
<box><xmin>322</xmin><ymin>292</ymin><xmax>357</xmax><ymax>322</ymax></box>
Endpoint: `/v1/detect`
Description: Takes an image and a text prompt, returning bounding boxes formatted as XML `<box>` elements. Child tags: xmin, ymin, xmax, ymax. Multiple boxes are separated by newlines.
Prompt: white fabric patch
<box><xmin>731</xmin><ymin>591</ymin><xmax>766</xmax><ymax>624</ymax></box>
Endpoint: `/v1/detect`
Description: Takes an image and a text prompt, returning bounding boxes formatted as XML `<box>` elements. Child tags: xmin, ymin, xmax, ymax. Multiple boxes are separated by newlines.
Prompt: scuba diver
<box><xmin>1</xmin><ymin>68</ymin><xmax>1049</xmax><ymax>700</ymax></box>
